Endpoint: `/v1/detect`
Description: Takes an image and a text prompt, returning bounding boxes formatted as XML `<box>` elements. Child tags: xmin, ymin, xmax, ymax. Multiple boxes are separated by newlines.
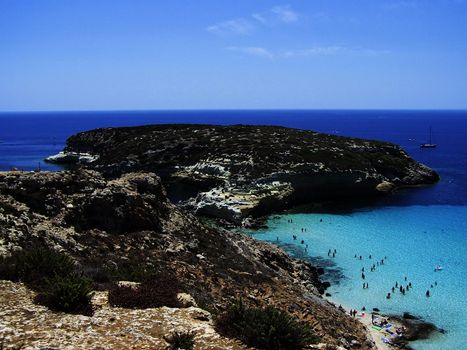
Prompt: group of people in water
<box><xmin>355</xmin><ymin>254</ymin><xmax>440</xmax><ymax>300</ymax></box>
<box><xmin>283</xmin><ymin>218</ymin><xmax>440</xmax><ymax>303</ymax></box>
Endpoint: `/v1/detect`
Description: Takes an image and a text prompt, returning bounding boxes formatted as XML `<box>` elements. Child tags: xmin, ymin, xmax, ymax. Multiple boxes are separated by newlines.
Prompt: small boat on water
<box><xmin>435</xmin><ymin>265</ymin><xmax>443</xmax><ymax>272</ymax></box>
<box><xmin>420</xmin><ymin>127</ymin><xmax>437</xmax><ymax>148</ymax></box>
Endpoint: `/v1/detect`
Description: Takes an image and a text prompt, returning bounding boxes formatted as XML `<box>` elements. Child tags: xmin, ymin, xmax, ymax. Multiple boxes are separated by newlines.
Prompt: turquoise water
<box><xmin>249</xmin><ymin>205</ymin><xmax>467</xmax><ymax>350</ymax></box>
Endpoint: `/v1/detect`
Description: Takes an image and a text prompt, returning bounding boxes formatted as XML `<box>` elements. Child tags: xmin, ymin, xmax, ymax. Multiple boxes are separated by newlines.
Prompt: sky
<box><xmin>0</xmin><ymin>0</ymin><xmax>466</xmax><ymax>111</ymax></box>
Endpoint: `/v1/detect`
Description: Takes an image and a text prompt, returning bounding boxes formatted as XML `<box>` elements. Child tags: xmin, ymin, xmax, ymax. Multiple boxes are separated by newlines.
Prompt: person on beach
<box><xmin>392</xmin><ymin>287</ymin><xmax>395</xmax><ymax>293</ymax></box>
<box><xmin>409</xmin><ymin>282</ymin><xmax>412</xmax><ymax>288</ymax></box>
<box><xmin>359</xmin><ymin>255</ymin><xmax>362</xmax><ymax>260</ymax></box>
<box><xmin>293</xmin><ymin>235</ymin><xmax>296</xmax><ymax>240</ymax></box>
<box><xmin>426</xmin><ymin>290</ymin><xmax>430</xmax><ymax>297</ymax></box>
<box><xmin>387</xmin><ymin>292</ymin><xmax>391</xmax><ymax>299</ymax></box>
<box><xmin>362</xmin><ymin>272</ymin><xmax>365</xmax><ymax>279</ymax></box>
<box><xmin>332</xmin><ymin>252</ymin><xmax>335</xmax><ymax>258</ymax></box>
<box><xmin>301</xmin><ymin>240</ymin><xmax>304</xmax><ymax>244</ymax></box>
<box><xmin>369</xmin><ymin>255</ymin><xmax>372</xmax><ymax>259</ymax></box>
<box><xmin>361</xmin><ymin>267</ymin><xmax>365</xmax><ymax>272</ymax></box>
<box><xmin>328</xmin><ymin>249</ymin><xmax>331</xmax><ymax>256</ymax></box>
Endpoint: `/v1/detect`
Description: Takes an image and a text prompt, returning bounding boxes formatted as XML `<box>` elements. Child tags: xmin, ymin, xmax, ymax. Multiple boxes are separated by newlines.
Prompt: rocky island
<box><xmin>47</xmin><ymin>124</ymin><xmax>439</xmax><ymax>223</ymax></box>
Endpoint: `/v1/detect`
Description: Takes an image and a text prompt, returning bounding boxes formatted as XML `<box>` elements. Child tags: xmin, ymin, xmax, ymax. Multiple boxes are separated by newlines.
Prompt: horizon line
<box><xmin>1</xmin><ymin>108</ymin><xmax>467</xmax><ymax>114</ymax></box>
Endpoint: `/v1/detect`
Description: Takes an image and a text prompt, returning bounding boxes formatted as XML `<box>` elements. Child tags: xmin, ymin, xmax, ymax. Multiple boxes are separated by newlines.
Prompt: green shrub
<box><xmin>0</xmin><ymin>246</ymin><xmax>75</xmax><ymax>286</ymax></box>
<box><xmin>0</xmin><ymin>246</ymin><xmax>93</xmax><ymax>315</ymax></box>
<box><xmin>164</xmin><ymin>331</ymin><xmax>195</xmax><ymax>350</ymax></box>
<box><xmin>215</xmin><ymin>301</ymin><xmax>319</xmax><ymax>350</ymax></box>
<box><xmin>108</xmin><ymin>272</ymin><xmax>181</xmax><ymax>308</ymax></box>
<box><xmin>38</xmin><ymin>274</ymin><xmax>93</xmax><ymax>313</ymax></box>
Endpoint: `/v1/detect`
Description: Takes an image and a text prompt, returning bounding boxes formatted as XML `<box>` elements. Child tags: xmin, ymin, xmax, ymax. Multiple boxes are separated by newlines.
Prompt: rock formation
<box><xmin>0</xmin><ymin>170</ymin><xmax>375</xmax><ymax>349</ymax></box>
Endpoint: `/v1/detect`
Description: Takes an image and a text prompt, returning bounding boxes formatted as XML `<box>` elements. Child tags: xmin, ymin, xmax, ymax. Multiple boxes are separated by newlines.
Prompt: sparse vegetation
<box><xmin>0</xmin><ymin>246</ymin><xmax>75</xmax><ymax>286</ymax></box>
<box><xmin>215</xmin><ymin>300</ymin><xmax>319</xmax><ymax>350</ymax></box>
<box><xmin>0</xmin><ymin>246</ymin><xmax>92</xmax><ymax>314</ymax></box>
<box><xmin>108</xmin><ymin>272</ymin><xmax>181</xmax><ymax>308</ymax></box>
<box><xmin>164</xmin><ymin>331</ymin><xmax>195</xmax><ymax>350</ymax></box>
<box><xmin>37</xmin><ymin>273</ymin><xmax>92</xmax><ymax>313</ymax></box>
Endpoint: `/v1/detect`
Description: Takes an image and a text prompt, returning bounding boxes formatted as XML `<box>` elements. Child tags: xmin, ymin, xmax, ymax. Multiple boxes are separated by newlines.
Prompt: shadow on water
<box><xmin>266</xmin><ymin>241</ymin><xmax>346</xmax><ymax>285</ymax></box>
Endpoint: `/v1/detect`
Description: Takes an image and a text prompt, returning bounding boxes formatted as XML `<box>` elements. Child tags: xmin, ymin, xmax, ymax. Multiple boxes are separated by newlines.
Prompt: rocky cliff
<box><xmin>48</xmin><ymin>124</ymin><xmax>439</xmax><ymax>223</ymax></box>
<box><xmin>0</xmin><ymin>170</ymin><xmax>375</xmax><ymax>349</ymax></box>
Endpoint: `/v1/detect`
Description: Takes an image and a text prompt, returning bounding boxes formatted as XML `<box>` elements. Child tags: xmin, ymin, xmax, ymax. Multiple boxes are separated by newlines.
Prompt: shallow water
<box><xmin>249</xmin><ymin>205</ymin><xmax>467</xmax><ymax>349</ymax></box>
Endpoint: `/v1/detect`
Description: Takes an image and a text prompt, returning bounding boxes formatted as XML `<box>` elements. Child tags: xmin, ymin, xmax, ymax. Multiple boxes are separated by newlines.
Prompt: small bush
<box><xmin>164</xmin><ymin>331</ymin><xmax>195</xmax><ymax>350</ymax></box>
<box><xmin>0</xmin><ymin>246</ymin><xmax>75</xmax><ymax>286</ymax></box>
<box><xmin>108</xmin><ymin>272</ymin><xmax>181</xmax><ymax>308</ymax></box>
<box><xmin>215</xmin><ymin>301</ymin><xmax>319</xmax><ymax>350</ymax></box>
<box><xmin>37</xmin><ymin>274</ymin><xmax>93</xmax><ymax>313</ymax></box>
<box><xmin>0</xmin><ymin>246</ymin><xmax>93</xmax><ymax>315</ymax></box>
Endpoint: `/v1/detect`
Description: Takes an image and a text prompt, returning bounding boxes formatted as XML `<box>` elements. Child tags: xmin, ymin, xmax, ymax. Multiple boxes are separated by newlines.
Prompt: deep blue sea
<box><xmin>1</xmin><ymin>110</ymin><xmax>466</xmax><ymax>349</ymax></box>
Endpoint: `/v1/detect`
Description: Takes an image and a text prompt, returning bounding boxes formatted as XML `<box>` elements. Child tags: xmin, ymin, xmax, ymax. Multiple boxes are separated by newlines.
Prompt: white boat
<box><xmin>420</xmin><ymin>127</ymin><xmax>437</xmax><ymax>148</ymax></box>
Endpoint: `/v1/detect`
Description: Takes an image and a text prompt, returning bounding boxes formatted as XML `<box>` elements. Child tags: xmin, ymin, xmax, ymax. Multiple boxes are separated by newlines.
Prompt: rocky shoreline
<box><xmin>0</xmin><ymin>170</ymin><xmax>375</xmax><ymax>349</ymax></box>
<box><xmin>1</xmin><ymin>125</ymin><xmax>441</xmax><ymax>349</ymax></box>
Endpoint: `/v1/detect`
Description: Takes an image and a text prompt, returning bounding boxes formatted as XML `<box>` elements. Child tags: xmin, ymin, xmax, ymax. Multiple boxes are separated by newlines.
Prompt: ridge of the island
<box><xmin>0</xmin><ymin>124</ymin><xmax>440</xmax><ymax>349</ymax></box>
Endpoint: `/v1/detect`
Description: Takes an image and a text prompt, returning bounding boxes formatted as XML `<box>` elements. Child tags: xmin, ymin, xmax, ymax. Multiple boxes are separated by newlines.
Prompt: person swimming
<box><xmin>387</xmin><ymin>292</ymin><xmax>391</xmax><ymax>299</ymax></box>
<box><xmin>426</xmin><ymin>290</ymin><xmax>430</xmax><ymax>297</ymax></box>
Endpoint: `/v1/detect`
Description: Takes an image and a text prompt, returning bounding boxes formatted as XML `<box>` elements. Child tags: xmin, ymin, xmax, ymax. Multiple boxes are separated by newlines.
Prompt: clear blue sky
<box><xmin>1</xmin><ymin>0</ymin><xmax>466</xmax><ymax>111</ymax></box>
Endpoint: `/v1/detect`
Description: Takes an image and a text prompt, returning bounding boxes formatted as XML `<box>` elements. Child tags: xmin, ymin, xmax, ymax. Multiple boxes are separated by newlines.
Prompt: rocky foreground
<box><xmin>0</xmin><ymin>170</ymin><xmax>375</xmax><ymax>349</ymax></box>
<box><xmin>48</xmin><ymin>124</ymin><xmax>439</xmax><ymax>223</ymax></box>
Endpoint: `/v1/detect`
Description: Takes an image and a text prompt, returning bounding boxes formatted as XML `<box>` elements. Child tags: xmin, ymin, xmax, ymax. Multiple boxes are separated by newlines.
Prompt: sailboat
<box><xmin>420</xmin><ymin>126</ymin><xmax>437</xmax><ymax>148</ymax></box>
